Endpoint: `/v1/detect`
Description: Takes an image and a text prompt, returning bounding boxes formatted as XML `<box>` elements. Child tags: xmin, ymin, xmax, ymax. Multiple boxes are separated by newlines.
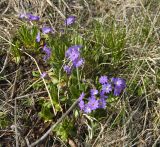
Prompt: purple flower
<box><xmin>98</xmin><ymin>98</ymin><xmax>106</xmax><ymax>109</ymax></box>
<box><xmin>19</xmin><ymin>13</ymin><xmax>26</xmax><ymax>19</ymax></box>
<box><xmin>90</xmin><ymin>89</ymin><xmax>98</xmax><ymax>96</ymax></box>
<box><xmin>73</xmin><ymin>58</ymin><xmax>84</xmax><ymax>68</ymax></box>
<box><xmin>79</xmin><ymin>92</ymin><xmax>85</xmax><ymax>101</ymax></box>
<box><xmin>78</xmin><ymin>92</ymin><xmax>85</xmax><ymax>111</ymax></box>
<box><xmin>102</xmin><ymin>83</ymin><xmax>112</xmax><ymax>94</ymax></box>
<box><xmin>84</xmin><ymin>104</ymin><xmax>92</xmax><ymax>113</ymax></box>
<box><xmin>111</xmin><ymin>78</ymin><xmax>126</xmax><ymax>96</ymax></box>
<box><xmin>65</xmin><ymin>16</ymin><xmax>76</xmax><ymax>26</ymax></box>
<box><xmin>65</xmin><ymin>45</ymin><xmax>84</xmax><ymax>68</ymax></box>
<box><xmin>63</xmin><ymin>65</ymin><xmax>72</xmax><ymax>75</ymax></box>
<box><xmin>113</xmin><ymin>86</ymin><xmax>123</xmax><ymax>96</ymax></box>
<box><xmin>79</xmin><ymin>100</ymin><xmax>85</xmax><ymax>111</ymax></box>
<box><xmin>99</xmin><ymin>76</ymin><xmax>108</xmax><ymax>84</ymax></box>
<box><xmin>87</xmin><ymin>97</ymin><xmax>99</xmax><ymax>111</ymax></box>
<box><xmin>65</xmin><ymin>45</ymin><xmax>82</xmax><ymax>61</ymax></box>
<box><xmin>112</xmin><ymin>78</ymin><xmax>126</xmax><ymax>89</ymax></box>
<box><xmin>69</xmin><ymin>51</ymin><xmax>80</xmax><ymax>62</ymax></box>
<box><xmin>27</xmin><ymin>14</ymin><xmax>40</xmax><ymax>21</ymax></box>
<box><xmin>64</xmin><ymin>45</ymin><xmax>84</xmax><ymax>74</ymax></box>
<box><xmin>66</xmin><ymin>45</ymin><xmax>82</xmax><ymax>56</ymax></box>
<box><xmin>100</xmin><ymin>90</ymin><xmax>108</xmax><ymax>99</ymax></box>
<box><xmin>43</xmin><ymin>45</ymin><xmax>51</xmax><ymax>60</ymax></box>
<box><xmin>41</xmin><ymin>72</ymin><xmax>47</xmax><ymax>78</ymax></box>
<box><xmin>66</xmin><ymin>45</ymin><xmax>82</xmax><ymax>57</ymax></box>
<box><xmin>36</xmin><ymin>32</ymin><xmax>40</xmax><ymax>42</ymax></box>
<box><xmin>42</xmin><ymin>27</ymin><xmax>53</xmax><ymax>34</ymax></box>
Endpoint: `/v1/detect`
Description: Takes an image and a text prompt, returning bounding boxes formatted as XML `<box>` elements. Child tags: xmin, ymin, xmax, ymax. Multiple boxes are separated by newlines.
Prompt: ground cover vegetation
<box><xmin>0</xmin><ymin>0</ymin><xmax>160</xmax><ymax>146</ymax></box>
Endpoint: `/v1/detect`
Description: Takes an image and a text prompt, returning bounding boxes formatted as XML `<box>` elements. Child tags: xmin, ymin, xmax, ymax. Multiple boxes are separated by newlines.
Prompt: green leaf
<box><xmin>38</xmin><ymin>101</ymin><xmax>54</xmax><ymax>121</ymax></box>
<box><xmin>53</xmin><ymin>118</ymin><xmax>76</xmax><ymax>141</ymax></box>
<box><xmin>32</xmin><ymin>71</ymin><xmax>40</xmax><ymax>77</ymax></box>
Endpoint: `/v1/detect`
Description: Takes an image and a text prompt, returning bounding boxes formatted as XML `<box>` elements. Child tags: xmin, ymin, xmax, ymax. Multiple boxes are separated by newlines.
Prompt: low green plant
<box><xmin>54</xmin><ymin>118</ymin><xmax>76</xmax><ymax>141</ymax></box>
<box><xmin>0</xmin><ymin>111</ymin><xmax>10</xmax><ymax>128</ymax></box>
<box><xmin>10</xmin><ymin>14</ymin><xmax>127</xmax><ymax>143</ymax></box>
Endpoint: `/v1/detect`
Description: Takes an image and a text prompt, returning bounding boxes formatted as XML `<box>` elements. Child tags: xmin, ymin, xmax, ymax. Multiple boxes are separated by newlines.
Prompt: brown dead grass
<box><xmin>0</xmin><ymin>0</ymin><xmax>160</xmax><ymax>146</ymax></box>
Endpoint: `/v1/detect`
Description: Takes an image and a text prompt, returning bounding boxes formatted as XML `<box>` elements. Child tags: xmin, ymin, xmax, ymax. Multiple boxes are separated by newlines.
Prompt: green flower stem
<box><xmin>76</xmin><ymin>68</ymin><xmax>81</xmax><ymax>89</ymax></box>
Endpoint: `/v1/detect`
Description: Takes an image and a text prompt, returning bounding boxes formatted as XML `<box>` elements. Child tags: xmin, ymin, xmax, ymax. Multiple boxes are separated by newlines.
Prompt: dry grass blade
<box><xmin>0</xmin><ymin>0</ymin><xmax>160</xmax><ymax>146</ymax></box>
<box><xmin>12</xmin><ymin>69</ymin><xmax>19</xmax><ymax>147</ymax></box>
<box><xmin>46</xmin><ymin>0</ymin><xmax>65</xmax><ymax>18</ymax></box>
<box><xmin>24</xmin><ymin>51</ymin><xmax>56</xmax><ymax>116</ymax></box>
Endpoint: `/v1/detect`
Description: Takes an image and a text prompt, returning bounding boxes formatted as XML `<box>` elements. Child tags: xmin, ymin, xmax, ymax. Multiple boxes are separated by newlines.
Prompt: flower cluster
<box><xmin>99</xmin><ymin>76</ymin><xmax>126</xmax><ymax>96</ymax></box>
<box><xmin>19</xmin><ymin>14</ymin><xmax>76</xmax><ymax>62</ymax></box>
<box><xmin>78</xmin><ymin>89</ymin><xmax>102</xmax><ymax>114</ymax></box>
<box><xmin>78</xmin><ymin>76</ymin><xmax>126</xmax><ymax>113</ymax></box>
<box><xmin>19</xmin><ymin>13</ymin><xmax>40</xmax><ymax>21</ymax></box>
<box><xmin>64</xmin><ymin>45</ymin><xmax>84</xmax><ymax>74</ymax></box>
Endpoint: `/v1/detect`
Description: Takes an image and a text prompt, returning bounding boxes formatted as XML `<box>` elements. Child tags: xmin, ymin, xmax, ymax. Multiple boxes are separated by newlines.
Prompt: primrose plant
<box><xmin>12</xmin><ymin>12</ymin><xmax>126</xmax><ymax>142</ymax></box>
<box><xmin>78</xmin><ymin>76</ymin><xmax>126</xmax><ymax>114</ymax></box>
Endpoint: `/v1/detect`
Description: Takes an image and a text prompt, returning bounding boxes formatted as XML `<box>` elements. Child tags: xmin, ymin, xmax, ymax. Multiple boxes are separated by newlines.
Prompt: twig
<box><xmin>141</xmin><ymin>76</ymin><xmax>149</xmax><ymax>132</ymax></box>
<box><xmin>46</xmin><ymin>0</ymin><xmax>65</xmax><ymax>18</ymax></box>
<box><xmin>68</xmin><ymin>138</ymin><xmax>77</xmax><ymax>147</ymax></box>
<box><xmin>107</xmin><ymin>136</ymin><xmax>128</xmax><ymax>146</ymax></box>
<box><xmin>11</xmin><ymin>69</ymin><xmax>19</xmax><ymax>147</ymax></box>
<box><xmin>21</xmin><ymin>78</ymin><xmax>42</xmax><ymax>95</ymax></box>
<box><xmin>14</xmin><ymin>91</ymin><xmax>47</xmax><ymax>100</ymax></box>
<box><xmin>92</xmin><ymin>115</ymin><xmax>113</xmax><ymax>147</ymax></box>
<box><xmin>0</xmin><ymin>31</ymin><xmax>13</xmax><ymax>74</ymax></box>
<box><xmin>2</xmin><ymin>0</ymin><xmax>11</xmax><ymax>15</ymax></box>
<box><xmin>61</xmin><ymin>0</ymin><xmax>71</xmax><ymax>12</ymax></box>
<box><xmin>152</xmin><ymin>135</ymin><xmax>160</xmax><ymax>147</ymax></box>
<box><xmin>0</xmin><ymin>50</ymin><xmax>10</xmax><ymax>74</ymax></box>
<box><xmin>0</xmin><ymin>34</ymin><xmax>15</xmax><ymax>46</ymax></box>
<box><xmin>27</xmin><ymin>98</ymin><xmax>79</xmax><ymax>147</ymax></box>
<box><xmin>25</xmin><ymin>137</ymin><xmax>30</xmax><ymax>147</ymax></box>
